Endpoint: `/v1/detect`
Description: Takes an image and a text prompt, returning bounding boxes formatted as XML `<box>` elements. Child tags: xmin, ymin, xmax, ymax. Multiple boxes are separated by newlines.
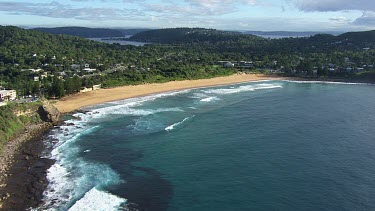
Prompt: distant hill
<box><xmin>31</xmin><ymin>27</ymin><xmax>125</xmax><ymax>38</ymax></box>
<box><xmin>302</xmin><ymin>30</ymin><xmax>375</xmax><ymax>46</ymax></box>
<box><xmin>244</xmin><ymin>31</ymin><xmax>342</xmax><ymax>38</ymax></box>
<box><xmin>128</xmin><ymin>28</ymin><xmax>263</xmax><ymax>44</ymax></box>
<box><xmin>117</xmin><ymin>29</ymin><xmax>152</xmax><ymax>36</ymax></box>
<box><xmin>339</xmin><ymin>30</ymin><xmax>375</xmax><ymax>43</ymax></box>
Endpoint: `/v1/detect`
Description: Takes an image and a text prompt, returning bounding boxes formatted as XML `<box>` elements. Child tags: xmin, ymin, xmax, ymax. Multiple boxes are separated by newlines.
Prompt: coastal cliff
<box><xmin>38</xmin><ymin>104</ymin><xmax>61</xmax><ymax>123</ymax></box>
<box><xmin>0</xmin><ymin>101</ymin><xmax>61</xmax><ymax>209</ymax></box>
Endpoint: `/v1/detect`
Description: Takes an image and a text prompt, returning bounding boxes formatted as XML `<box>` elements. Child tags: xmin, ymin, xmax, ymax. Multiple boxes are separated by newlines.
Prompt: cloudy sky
<box><xmin>0</xmin><ymin>0</ymin><xmax>374</xmax><ymax>31</ymax></box>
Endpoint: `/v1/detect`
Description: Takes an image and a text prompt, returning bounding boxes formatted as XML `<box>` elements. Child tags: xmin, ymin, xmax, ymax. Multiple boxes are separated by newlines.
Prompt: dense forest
<box><xmin>128</xmin><ymin>28</ymin><xmax>263</xmax><ymax>44</ymax></box>
<box><xmin>0</xmin><ymin>26</ymin><xmax>375</xmax><ymax>100</ymax></box>
<box><xmin>32</xmin><ymin>27</ymin><xmax>151</xmax><ymax>38</ymax></box>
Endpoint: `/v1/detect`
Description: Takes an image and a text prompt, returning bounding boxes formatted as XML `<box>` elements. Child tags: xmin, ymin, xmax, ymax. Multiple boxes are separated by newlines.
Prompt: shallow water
<box><xmin>40</xmin><ymin>81</ymin><xmax>375</xmax><ymax>210</ymax></box>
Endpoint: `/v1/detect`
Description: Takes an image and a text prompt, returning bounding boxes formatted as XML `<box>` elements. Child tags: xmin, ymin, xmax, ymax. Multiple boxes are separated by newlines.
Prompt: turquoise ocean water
<box><xmin>39</xmin><ymin>80</ymin><xmax>375</xmax><ymax>210</ymax></box>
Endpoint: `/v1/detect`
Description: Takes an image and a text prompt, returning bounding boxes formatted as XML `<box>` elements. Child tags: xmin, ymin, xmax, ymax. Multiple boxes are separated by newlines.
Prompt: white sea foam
<box><xmin>91</xmin><ymin>89</ymin><xmax>190</xmax><ymax>109</ymax></box>
<box><xmin>41</xmin><ymin>90</ymin><xmax>192</xmax><ymax>210</ymax></box>
<box><xmin>283</xmin><ymin>80</ymin><xmax>371</xmax><ymax>85</ymax></box>
<box><xmin>41</xmin><ymin>157</ymin><xmax>124</xmax><ymax>210</ymax></box>
<box><xmin>200</xmin><ymin>97</ymin><xmax>220</xmax><ymax>102</ymax></box>
<box><xmin>203</xmin><ymin>83</ymin><xmax>282</xmax><ymax>95</ymax></box>
<box><xmin>165</xmin><ymin>116</ymin><xmax>195</xmax><ymax>131</ymax></box>
<box><xmin>51</xmin><ymin>126</ymin><xmax>100</xmax><ymax>160</ymax></box>
<box><xmin>69</xmin><ymin>188</ymin><xmax>127</xmax><ymax>211</ymax></box>
<box><xmin>40</xmin><ymin>116</ymin><xmax>122</xmax><ymax>209</ymax></box>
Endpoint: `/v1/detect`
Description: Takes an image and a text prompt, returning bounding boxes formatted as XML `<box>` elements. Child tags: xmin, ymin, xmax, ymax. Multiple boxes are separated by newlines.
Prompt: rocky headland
<box><xmin>0</xmin><ymin>102</ymin><xmax>60</xmax><ymax>209</ymax></box>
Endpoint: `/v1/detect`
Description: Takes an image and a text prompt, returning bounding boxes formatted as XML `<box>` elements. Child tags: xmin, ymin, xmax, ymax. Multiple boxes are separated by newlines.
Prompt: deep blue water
<box><xmin>40</xmin><ymin>81</ymin><xmax>375</xmax><ymax>210</ymax></box>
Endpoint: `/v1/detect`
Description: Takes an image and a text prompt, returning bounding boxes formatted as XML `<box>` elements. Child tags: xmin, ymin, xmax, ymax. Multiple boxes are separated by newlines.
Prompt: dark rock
<box><xmin>38</xmin><ymin>104</ymin><xmax>61</xmax><ymax>124</ymax></box>
<box><xmin>0</xmin><ymin>129</ymin><xmax>55</xmax><ymax>210</ymax></box>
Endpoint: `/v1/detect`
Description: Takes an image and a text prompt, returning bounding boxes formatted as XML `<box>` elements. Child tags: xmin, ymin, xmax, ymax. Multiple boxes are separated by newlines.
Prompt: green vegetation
<box><xmin>0</xmin><ymin>102</ymin><xmax>43</xmax><ymax>151</ymax></box>
<box><xmin>32</xmin><ymin>27</ymin><xmax>125</xmax><ymax>38</ymax></box>
<box><xmin>31</xmin><ymin>27</ymin><xmax>151</xmax><ymax>38</ymax></box>
<box><xmin>128</xmin><ymin>28</ymin><xmax>263</xmax><ymax>44</ymax></box>
<box><xmin>0</xmin><ymin>26</ymin><xmax>375</xmax><ymax>101</ymax></box>
<box><xmin>340</xmin><ymin>30</ymin><xmax>375</xmax><ymax>43</ymax></box>
<box><xmin>0</xmin><ymin>26</ymin><xmax>375</xmax><ymax>147</ymax></box>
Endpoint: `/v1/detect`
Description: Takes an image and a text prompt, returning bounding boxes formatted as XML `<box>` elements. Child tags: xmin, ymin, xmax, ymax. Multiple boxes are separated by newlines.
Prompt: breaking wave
<box><xmin>165</xmin><ymin>116</ymin><xmax>195</xmax><ymax>131</ymax></box>
<box><xmin>203</xmin><ymin>83</ymin><xmax>282</xmax><ymax>95</ymax></box>
<box><xmin>200</xmin><ymin>97</ymin><xmax>220</xmax><ymax>102</ymax></box>
<box><xmin>68</xmin><ymin>188</ymin><xmax>127</xmax><ymax>211</ymax></box>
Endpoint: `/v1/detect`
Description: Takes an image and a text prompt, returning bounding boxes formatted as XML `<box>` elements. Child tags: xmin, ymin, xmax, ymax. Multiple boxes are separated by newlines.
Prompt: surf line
<box><xmin>165</xmin><ymin>115</ymin><xmax>195</xmax><ymax>132</ymax></box>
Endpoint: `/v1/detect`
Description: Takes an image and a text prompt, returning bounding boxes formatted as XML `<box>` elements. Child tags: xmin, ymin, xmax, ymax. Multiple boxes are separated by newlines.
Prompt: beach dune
<box><xmin>55</xmin><ymin>74</ymin><xmax>281</xmax><ymax>113</ymax></box>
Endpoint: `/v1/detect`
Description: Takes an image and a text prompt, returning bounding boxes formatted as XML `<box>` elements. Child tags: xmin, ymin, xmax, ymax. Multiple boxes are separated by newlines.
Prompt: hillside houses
<box><xmin>217</xmin><ymin>61</ymin><xmax>254</xmax><ymax>68</ymax></box>
<box><xmin>0</xmin><ymin>89</ymin><xmax>16</xmax><ymax>102</ymax></box>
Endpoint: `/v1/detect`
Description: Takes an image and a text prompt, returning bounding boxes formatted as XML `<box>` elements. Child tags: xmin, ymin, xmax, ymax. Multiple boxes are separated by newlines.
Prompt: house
<box><xmin>57</xmin><ymin>71</ymin><xmax>67</xmax><ymax>76</ymax></box>
<box><xmin>0</xmin><ymin>90</ymin><xmax>17</xmax><ymax>101</ymax></box>
<box><xmin>80</xmin><ymin>87</ymin><xmax>92</xmax><ymax>93</ymax></box>
<box><xmin>83</xmin><ymin>68</ymin><xmax>96</xmax><ymax>73</ymax></box>
<box><xmin>80</xmin><ymin>84</ymin><xmax>101</xmax><ymax>93</ymax></box>
<box><xmin>238</xmin><ymin>61</ymin><xmax>254</xmax><ymax>68</ymax></box>
<box><xmin>217</xmin><ymin>61</ymin><xmax>230</xmax><ymax>66</ymax></box>
<box><xmin>71</xmin><ymin>64</ymin><xmax>81</xmax><ymax>70</ymax></box>
<box><xmin>92</xmin><ymin>84</ymin><xmax>101</xmax><ymax>91</ymax></box>
<box><xmin>41</xmin><ymin>72</ymin><xmax>48</xmax><ymax>79</ymax></box>
<box><xmin>32</xmin><ymin>68</ymin><xmax>43</xmax><ymax>73</ymax></box>
<box><xmin>356</xmin><ymin>68</ymin><xmax>365</xmax><ymax>72</ymax></box>
<box><xmin>223</xmin><ymin>62</ymin><xmax>235</xmax><ymax>68</ymax></box>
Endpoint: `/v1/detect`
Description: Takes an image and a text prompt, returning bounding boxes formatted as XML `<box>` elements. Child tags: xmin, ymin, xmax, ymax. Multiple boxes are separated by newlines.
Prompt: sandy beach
<box><xmin>55</xmin><ymin>73</ymin><xmax>282</xmax><ymax>113</ymax></box>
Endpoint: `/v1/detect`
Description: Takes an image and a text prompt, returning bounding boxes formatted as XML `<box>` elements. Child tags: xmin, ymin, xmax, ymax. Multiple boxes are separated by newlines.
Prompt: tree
<box><xmin>64</xmin><ymin>77</ymin><xmax>74</xmax><ymax>95</ymax></box>
<box><xmin>49</xmin><ymin>78</ymin><xmax>65</xmax><ymax>98</ymax></box>
<box><xmin>317</xmin><ymin>67</ymin><xmax>329</xmax><ymax>77</ymax></box>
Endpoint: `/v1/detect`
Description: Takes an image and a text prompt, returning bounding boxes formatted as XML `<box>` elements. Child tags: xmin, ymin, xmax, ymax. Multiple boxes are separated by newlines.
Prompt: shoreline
<box><xmin>0</xmin><ymin>123</ymin><xmax>54</xmax><ymax>209</ymax></box>
<box><xmin>55</xmin><ymin>73</ymin><xmax>282</xmax><ymax>113</ymax></box>
<box><xmin>1</xmin><ymin>74</ymin><xmax>373</xmax><ymax>209</ymax></box>
<box><xmin>0</xmin><ymin>73</ymin><xmax>279</xmax><ymax>209</ymax></box>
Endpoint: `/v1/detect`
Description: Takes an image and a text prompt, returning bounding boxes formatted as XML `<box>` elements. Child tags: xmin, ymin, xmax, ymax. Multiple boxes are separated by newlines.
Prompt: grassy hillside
<box><xmin>0</xmin><ymin>102</ymin><xmax>43</xmax><ymax>151</ymax></box>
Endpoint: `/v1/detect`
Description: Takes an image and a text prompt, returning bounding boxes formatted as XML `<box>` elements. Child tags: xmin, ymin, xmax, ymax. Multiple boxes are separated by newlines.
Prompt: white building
<box><xmin>0</xmin><ymin>90</ymin><xmax>17</xmax><ymax>101</ymax></box>
<box><xmin>223</xmin><ymin>62</ymin><xmax>235</xmax><ymax>68</ymax></box>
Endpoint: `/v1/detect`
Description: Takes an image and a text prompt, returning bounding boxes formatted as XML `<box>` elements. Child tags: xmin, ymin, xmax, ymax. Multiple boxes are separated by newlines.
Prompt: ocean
<box><xmin>38</xmin><ymin>80</ymin><xmax>375</xmax><ymax>210</ymax></box>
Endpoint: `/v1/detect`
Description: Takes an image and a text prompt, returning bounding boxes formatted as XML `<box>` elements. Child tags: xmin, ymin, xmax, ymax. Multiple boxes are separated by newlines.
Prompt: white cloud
<box><xmin>352</xmin><ymin>11</ymin><xmax>375</xmax><ymax>26</ymax></box>
<box><xmin>293</xmin><ymin>0</ymin><xmax>375</xmax><ymax>30</ymax></box>
<box><xmin>186</xmin><ymin>0</ymin><xmax>257</xmax><ymax>9</ymax></box>
<box><xmin>330</xmin><ymin>16</ymin><xmax>350</xmax><ymax>22</ymax></box>
<box><xmin>0</xmin><ymin>1</ymin><xmax>145</xmax><ymax>21</ymax></box>
<box><xmin>295</xmin><ymin>0</ymin><xmax>375</xmax><ymax>12</ymax></box>
<box><xmin>146</xmin><ymin>0</ymin><xmax>258</xmax><ymax>16</ymax></box>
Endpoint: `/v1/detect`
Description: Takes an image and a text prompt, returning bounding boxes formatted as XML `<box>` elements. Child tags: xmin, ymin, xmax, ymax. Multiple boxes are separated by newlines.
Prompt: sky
<box><xmin>0</xmin><ymin>0</ymin><xmax>374</xmax><ymax>32</ymax></box>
